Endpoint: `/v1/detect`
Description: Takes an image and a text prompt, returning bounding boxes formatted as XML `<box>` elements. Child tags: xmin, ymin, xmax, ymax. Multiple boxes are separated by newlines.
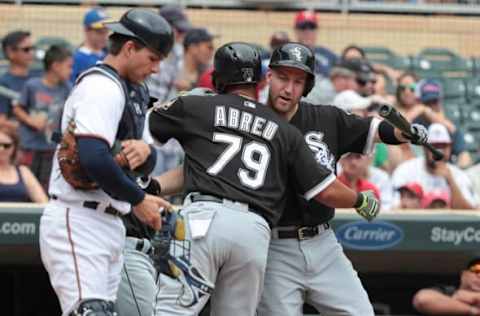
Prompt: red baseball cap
<box><xmin>294</xmin><ymin>10</ymin><xmax>318</xmax><ymax>29</ymax></box>
<box><xmin>398</xmin><ymin>182</ymin><xmax>424</xmax><ymax>199</ymax></box>
<box><xmin>421</xmin><ymin>190</ymin><xmax>450</xmax><ymax>209</ymax></box>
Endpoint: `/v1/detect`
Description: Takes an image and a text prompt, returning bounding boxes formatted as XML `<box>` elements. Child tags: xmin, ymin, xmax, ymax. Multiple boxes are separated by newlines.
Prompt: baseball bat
<box><xmin>378</xmin><ymin>104</ymin><xmax>445</xmax><ymax>161</ymax></box>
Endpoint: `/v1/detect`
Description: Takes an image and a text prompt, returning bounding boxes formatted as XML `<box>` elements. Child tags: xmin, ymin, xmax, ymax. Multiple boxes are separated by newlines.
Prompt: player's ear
<box><xmin>266</xmin><ymin>69</ymin><xmax>273</xmax><ymax>81</ymax></box>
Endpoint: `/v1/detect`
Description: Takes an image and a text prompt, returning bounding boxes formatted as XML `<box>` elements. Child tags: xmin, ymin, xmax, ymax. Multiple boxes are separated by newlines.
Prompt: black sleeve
<box><xmin>149</xmin><ymin>97</ymin><xmax>185</xmax><ymax>144</ymax></box>
<box><xmin>334</xmin><ymin>107</ymin><xmax>375</xmax><ymax>155</ymax></box>
<box><xmin>288</xmin><ymin>126</ymin><xmax>336</xmax><ymax>201</ymax></box>
<box><xmin>134</xmin><ymin>144</ymin><xmax>157</xmax><ymax>176</ymax></box>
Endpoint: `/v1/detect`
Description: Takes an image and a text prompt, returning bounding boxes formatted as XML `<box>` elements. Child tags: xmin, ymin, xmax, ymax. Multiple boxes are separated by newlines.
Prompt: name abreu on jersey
<box><xmin>305</xmin><ymin>131</ymin><xmax>335</xmax><ymax>172</ymax></box>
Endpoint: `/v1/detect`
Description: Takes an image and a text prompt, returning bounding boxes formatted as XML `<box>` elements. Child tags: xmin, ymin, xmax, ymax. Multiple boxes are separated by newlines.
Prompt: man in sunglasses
<box><xmin>0</xmin><ymin>30</ymin><xmax>39</xmax><ymax>130</ymax></box>
<box><xmin>393</xmin><ymin>123</ymin><xmax>478</xmax><ymax>210</ymax></box>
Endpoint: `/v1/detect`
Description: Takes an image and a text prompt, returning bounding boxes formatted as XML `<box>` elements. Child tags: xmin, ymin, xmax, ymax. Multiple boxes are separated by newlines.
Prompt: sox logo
<box><xmin>290</xmin><ymin>47</ymin><xmax>303</xmax><ymax>62</ymax></box>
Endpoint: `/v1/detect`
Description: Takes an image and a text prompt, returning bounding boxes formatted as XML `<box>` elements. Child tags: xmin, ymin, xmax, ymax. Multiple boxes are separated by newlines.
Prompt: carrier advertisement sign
<box><xmin>335</xmin><ymin>221</ymin><xmax>404</xmax><ymax>250</ymax></box>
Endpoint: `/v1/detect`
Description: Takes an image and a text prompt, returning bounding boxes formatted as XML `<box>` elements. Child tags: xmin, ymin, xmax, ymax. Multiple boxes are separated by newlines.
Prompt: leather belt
<box><xmin>50</xmin><ymin>195</ymin><xmax>121</xmax><ymax>217</ymax></box>
<box><xmin>271</xmin><ymin>223</ymin><xmax>330</xmax><ymax>240</ymax></box>
<box><xmin>190</xmin><ymin>193</ymin><xmax>255</xmax><ymax>213</ymax></box>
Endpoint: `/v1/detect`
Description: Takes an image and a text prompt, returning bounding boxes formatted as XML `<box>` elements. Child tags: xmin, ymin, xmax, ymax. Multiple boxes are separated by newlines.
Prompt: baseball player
<box><xmin>148</xmin><ymin>42</ymin><xmax>380</xmax><ymax>316</ymax></box>
<box><xmin>256</xmin><ymin>43</ymin><xmax>428</xmax><ymax>316</ymax></box>
<box><xmin>39</xmin><ymin>9</ymin><xmax>173</xmax><ymax>316</ymax></box>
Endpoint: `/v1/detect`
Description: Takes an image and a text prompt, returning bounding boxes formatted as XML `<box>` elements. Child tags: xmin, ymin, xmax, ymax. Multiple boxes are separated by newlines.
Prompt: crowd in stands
<box><xmin>0</xmin><ymin>6</ymin><xmax>479</xmax><ymax>213</ymax></box>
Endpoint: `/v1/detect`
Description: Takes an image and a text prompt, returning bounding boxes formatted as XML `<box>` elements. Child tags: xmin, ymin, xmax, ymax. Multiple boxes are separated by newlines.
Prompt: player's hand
<box><xmin>133</xmin><ymin>194</ymin><xmax>171</xmax><ymax>230</ymax></box>
<box><xmin>121</xmin><ymin>140</ymin><xmax>151</xmax><ymax>170</ymax></box>
<box><xmin>355</xmin><ymin>190</ymin><xmax>380</xmax><ymax>222</ymax></box>
<box><xmin>403</xmin><ymin>123</ymin><xmax>428</xmax><ymax>145</ymax></box>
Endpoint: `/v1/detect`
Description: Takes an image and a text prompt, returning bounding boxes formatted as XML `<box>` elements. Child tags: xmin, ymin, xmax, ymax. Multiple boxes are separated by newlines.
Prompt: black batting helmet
<box><xmin>212</xmin><ymin>42</ymin><xmax>262</xmax><ymax>93</ymax></box>
<box><xmin>269</xmin><ymin>42</ymin><xmax>315</xmax><ymax>96</ymax></box>
<box><xmin>106</xmin><ymin>8</ymin><xmax>174</xmax><ymax>58</ymax></box>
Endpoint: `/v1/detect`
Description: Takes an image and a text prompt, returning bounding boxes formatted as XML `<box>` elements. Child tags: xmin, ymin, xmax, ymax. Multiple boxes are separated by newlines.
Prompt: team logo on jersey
<box><xmin>241</xmin><ymin>68</ymin><xmax>254</xmax><ymax>82</ymax></box>
<box><xmin>243</xmin><ymin>100</ymin><xmax>256</xmax><ymax>109</ymax></box>
<box><xmin>290</xmin><ymin>47</ymin><xmax>303</xmax><ymax>62</ymax></box>
<box><xmin>305</xmin><ymin>131</ymin><xmax>335</xmax><ymax>172</ymax></box>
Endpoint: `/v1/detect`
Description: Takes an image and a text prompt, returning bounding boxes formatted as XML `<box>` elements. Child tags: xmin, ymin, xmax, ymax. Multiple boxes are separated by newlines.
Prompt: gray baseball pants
<box><xmin>257</xmin><ymin>227</ymin><xmax>374</xmax><ymax>316</ymax></box>
<box><xmin>154</xmin><ymin>194</ymin><xmax>271</xmax><ymax>316</ymax></box>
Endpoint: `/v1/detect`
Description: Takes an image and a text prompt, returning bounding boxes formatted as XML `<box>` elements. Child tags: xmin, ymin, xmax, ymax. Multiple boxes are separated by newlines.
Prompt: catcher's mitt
<box><xmin>57</xmin><ymin>119</ymin><xmax>130</xmax><ymax>190</ymax></box>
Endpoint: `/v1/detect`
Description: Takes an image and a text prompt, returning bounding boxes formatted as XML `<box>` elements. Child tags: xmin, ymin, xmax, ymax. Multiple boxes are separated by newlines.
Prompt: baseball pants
<box><xmin>39</xmin><ymin>200</ymin><xmax>125</xmax><ymax>316</ymax></box>
<box><xmin>154</xmin><ymin>194</ymin><xmax>271</xmax><ymax>316</ymax></box>
<box><xmin>257</xmin><ymin>227</ymin><xmax>374</xmax><ymax>316</ymax></box>
<box><xmin>116</xmin><ymin>237</ymin><xmax>157</xmax><ymax>316</ymax></box>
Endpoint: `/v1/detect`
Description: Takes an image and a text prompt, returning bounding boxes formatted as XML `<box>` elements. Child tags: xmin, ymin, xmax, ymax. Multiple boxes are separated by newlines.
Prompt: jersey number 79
<box><xmin>207</xmin><ymin>132</ymin><xmax>271</xmax><ymax>189</ymax></box>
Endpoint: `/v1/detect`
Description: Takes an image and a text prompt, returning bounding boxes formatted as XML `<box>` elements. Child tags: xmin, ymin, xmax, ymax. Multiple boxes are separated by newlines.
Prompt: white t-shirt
<box><xmin>368</xmin><ymin>166</ymin><xmax>394</xmax><ymax>211</ymax></box>
<box><xmin>48</xmin><ymin>73</ymin><xmax>132</xmax><ymax>214</ymax></box>
<box><xmin>392</xmin><ymin>157</ymin><xmax>479</xmax><ymax>208</ymax></box>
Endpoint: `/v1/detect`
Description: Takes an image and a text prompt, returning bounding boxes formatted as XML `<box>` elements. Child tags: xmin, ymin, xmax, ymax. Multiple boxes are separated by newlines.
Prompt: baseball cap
<box><xmin>159</xmin><ymin>5</ymin><xmax>192</xmax><ymax>33</ymax></box>
<box><xmin>398</xmin><ymin>182</ymin><xmax>424</xmax><ymax>199</ymax></box>
<box><xmin>333</xmin><ymin>90</ymin><xmax>370</xmax><ymax>112</ymax></box>
<box><xmin>84</xmin><ymin>8</ymin><xmax>109</xmax><ymax>29</ymax></box>
<box><xmin>270</xmin><ymin>31</ymin><xmax>290</xmax><ymax>50</ymax></box>
<box><xmin>421</xmin><ymin>190</ymin><xmax>450</xmax><ymax>208</ymax></box>
<box><xmin>294</xmin><ymin>10</ymin><xmax>318</xmax><ymax>29</ymax></box>
<box><xmin>419</xmin><ymin>79</ymin><xmax>442</xmax><ymax>103</ymax></box>
<box><xmin>428</xmin><ymin>123</ymin><xmax>452</xmax><ymax>144</ymax></box>
<box><xmin>341</xmin><ymin>58</ymin><xmax>375</xmax><ymax>83</ymax></box>
<box><xmin>330</xmin><ymin>66</ymin><xmax>355</xmax><ymax>79</ymax></box>
<box><xmin>183</xmin><ymin>28</ymin><xmax>214</xmax><ymax>49</ymax></box>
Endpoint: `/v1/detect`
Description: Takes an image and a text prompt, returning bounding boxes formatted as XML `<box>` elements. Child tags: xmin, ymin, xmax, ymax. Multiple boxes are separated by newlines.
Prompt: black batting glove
<box><xmin>403</xmin><ymin>123</ymin><xmax>428</xmax><ymax>145</ymax></box>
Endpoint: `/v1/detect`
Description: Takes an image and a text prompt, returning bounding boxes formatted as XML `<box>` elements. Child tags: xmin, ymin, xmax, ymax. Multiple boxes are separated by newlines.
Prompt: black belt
<box><xmin>190</xmin><ymin>193</ymin><xmax>257</xmax><ymax>214</ymax></box>
<box><xmin>50</xmin><ymin>195</ymin><xmax>121</xmax><ymax>217</ymax></box>
<box><xmin>134</xmin><ymin>238</ymin><xmax>153</xmax><ymax>255</ymax></box>
<box><xmin>275</xmin><ymin>223</ymin><xmax>330</xmax><ymax>240</ymax></box>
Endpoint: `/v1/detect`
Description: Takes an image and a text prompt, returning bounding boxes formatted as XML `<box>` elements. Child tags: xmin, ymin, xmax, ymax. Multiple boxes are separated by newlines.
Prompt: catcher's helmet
<box><xmin>269</xmin><ymin>42</ymin><xmax>315</xmax><ymax>96</ymax></box>
<box><xmin>212</xmin><ymin>42</ymin><xmax>262</xmax><ymax>93</ymax></box>
<box><xmin>106</xmin><ymin>8</ymin><xmax>174</xmax><ymax>58</ymax></box>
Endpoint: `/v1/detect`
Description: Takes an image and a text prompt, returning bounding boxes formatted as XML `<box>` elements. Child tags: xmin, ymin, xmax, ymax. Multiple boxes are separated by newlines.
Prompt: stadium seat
<box><xmin>443</xmin><ymin>100</ymin><xmax>465</xmax><ymax>125</ymax></box>
<box><xmin>412</xmin><ymin>47</ymin><xmax>470</xmax><ymax>78</ymax></box>
<box><xmin>361</xmin><ymin>46</ymin><xmax>410</xmax><ymax>70</ymax></box>
<box><xmin>465</xmin><ymin>76</ymin><xmax>480</xmax><ymax>102</ymax></box>
<box><xmin>433</xmin><ymin>77</ymin><xmax>467</xmax><ymax>100</ymax></box>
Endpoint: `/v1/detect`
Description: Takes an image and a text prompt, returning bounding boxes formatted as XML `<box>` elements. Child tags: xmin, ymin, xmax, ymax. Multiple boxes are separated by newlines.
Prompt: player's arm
<box><xmin>413</xmin><ymin>288</ymin><xmax>479</xmax><ymax>316</ymax></box>
<box><xmin>290</xmin><ymin>127</ymin><xmax>379</xmax><ymax>221</ymax></box>
<box><xmin>19</xmin><ymin>165</ymin><xmax>48</xmax><ymax>203</ymax></box>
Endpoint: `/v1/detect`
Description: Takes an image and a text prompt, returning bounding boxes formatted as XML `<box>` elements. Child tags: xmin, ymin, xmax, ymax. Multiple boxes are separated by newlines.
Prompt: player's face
<box><xmin>398</xmin><ymin>75</ymin><xmax>417</xmax><ymax>108</ymax></box>
<box><xmin>295</xmin><ymin>25</ymin><xmax>317</xmax><ymax>48</ymax></box>
<box><xmin>267</xmin><ymin>67</ymin><xmax>307</xmax><ymax>117</ymax></box>
<box><xmin>340</xmin><ymin>153</ymin><xmax>369</xmax><ymax>178</ymax></box>
<box><xmin>194</xmin><ymin>41</ymin><xmax>214</xmax><ymax>66</ymax></box>
<box><xmin>86</xmin><ymin>27</ymin><xmax>109</xmax><ymax>51</ymax></box>
<box><xmin>424</xmin><ymin>143</ymin><xmax>451</xmax><ymax>165</ymax></box>
<box><xmin>126</xmin><ymin>43</ymin><xmax>162</xmax><ymax>83</ymax></box>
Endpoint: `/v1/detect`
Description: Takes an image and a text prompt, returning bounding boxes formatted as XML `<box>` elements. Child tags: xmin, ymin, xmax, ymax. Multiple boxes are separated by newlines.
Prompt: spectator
<box><xmin>0</xmin><ymin>30</ymin><xmax>38</xmax><ymax>130</ymax></box>
<box><xmin>341</xmin><ymin>44</ymin><xmax>366</xmax><ymax>61</ymax></box>
<box><xmin>392</xmin><ymin>123</ymin><xmax>478</xmax><ymax>210</ymax></box>
<box><xmin>269</xmin><ymin>31</ymin><xmax>290</xmax><ymax>52</ymax></box>
<box><xmin>176</xmin><ymin>28</ymin><xmax>215</xmax><ymax>92</ymax></box>
<box><xmin>0</xmin><ymin>127</ymin><xmax>47</xmax><ymax>203</ymax></box>
<box><xmin>343</xmin><ymin>58</ymin><xmax>377</xmax><ymax>97</ymax></box>
<box><xmin>70</xmin><ymin>8</ymin><xmax>109</xmax><ymax>82</ymax></box>
<box><xmin>293</xmin><ymin>10</ymin><xmax>337</xmax><ymax>77</ymax></box>
<box><xmin>416</xmin><ymin>79</ymin><xmax>472</xmax><ymax>168</ymax></box>
<box><xmin>12</xmin><ymin>45</ymin><xmax>72</xmax><ymax>190</ymax></box>
<box><xmin>373</xmin><ymin>70</ymin><xmax>396</xmax><ymax>105</ymax></box>
<box><xmin>397</xmin><ymin>182</ymin><xmax>424</xmax><ymax>209</ymax></box>
<box><xmin>368</xmin><ymin>164</ymin><xmax>394</xmax><ymax>211</ymax></box>
<box><xmin>421</xmin><ymin>189</ymin><xmax>450</xmax><ymax>209</ymax></box>
<box><xmin>148</xmin><ymin>4</ymin><xmax>192</xmax><ymax>102</ymax></box>
<box><xmin>332</xmin><ymin>89</ymin><xmax>370</xmax><ymax>116</ymax></box>
<box><xmin>338</xmin><ymin>153</ymin><xmax>381</xmax><ymax>201</ymax></box>
<box><xmin>413</xmin><ymin>257</ymin><xmax>480</xmax><ymax>315</ymax></box>
<box><xmin>306</xmin><ymin>65</ymin><xmax>357</xmax><ymax>105</ymax></box>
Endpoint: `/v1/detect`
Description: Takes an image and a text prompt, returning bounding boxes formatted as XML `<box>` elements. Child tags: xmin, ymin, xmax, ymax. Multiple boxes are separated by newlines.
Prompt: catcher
<box><xmin>39</xmin><ymin>9</ymin><xmax>172</xmax><ymax>316</ymax></box>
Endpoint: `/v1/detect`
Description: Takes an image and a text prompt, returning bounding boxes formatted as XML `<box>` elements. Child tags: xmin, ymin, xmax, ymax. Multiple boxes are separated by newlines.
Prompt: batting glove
<box><xmin>354</xmin><ymin>190</ymin><xmax>380</xmax><ymax>222</ymax></box>
<box><xmin>403</xmin><ymin>123</ymin><xmax>428</xmax><ymax>145</ymax></box>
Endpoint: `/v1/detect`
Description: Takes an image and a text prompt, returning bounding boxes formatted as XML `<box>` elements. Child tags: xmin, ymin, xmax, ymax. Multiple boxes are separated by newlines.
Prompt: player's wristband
<box><xmin>378</xmin><ymin>121</ymin><xmax>403</xmax><ymax>144</ymax></box>
<box><xmin>353</xmin><ymin>192</ymin><xmax>364</xmax><ymax>209</ymax></box>
<box><xmin>137</xmin><ymin>176</ymin><xmax>162</xmax><ymax>196</ymax></box>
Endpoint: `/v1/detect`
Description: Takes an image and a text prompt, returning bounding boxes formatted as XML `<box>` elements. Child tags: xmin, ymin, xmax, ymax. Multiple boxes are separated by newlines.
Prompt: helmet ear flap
<box><xmin>303</xmin><ymin>74</ymin><xmax>315</xmax><ymax>97</ymax></box>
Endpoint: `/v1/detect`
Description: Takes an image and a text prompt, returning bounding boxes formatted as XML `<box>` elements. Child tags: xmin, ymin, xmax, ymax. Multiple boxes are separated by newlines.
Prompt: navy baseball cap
<box><xmin>84</xmin><ymin>8</ymin><xmax>109</xmax><ymax>29</ymax></box>
<box><xmin>159</xmin><ymin>5</ymin><xmax>192</xmax><ymax>33</ymax></box>
<box><xmin>183</xmin><ymin>28</ymin><xmax>214</xmax><ymax>48</ymax></box>
<box><xmin>419</xmin><ymin>79</ymin><xmax>442</xmax><ymax>103</ymax></box>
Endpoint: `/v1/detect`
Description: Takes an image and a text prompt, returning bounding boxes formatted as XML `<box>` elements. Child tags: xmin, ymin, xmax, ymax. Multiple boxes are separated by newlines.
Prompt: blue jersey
<box><xmin>70</xmin><ymin>46</ymin><xmax>107</xmax><ymax>83</ymax></box>
<box><xmin>0</xmin><ymin>70</ymin><xmax>41</xmax><ymax>116</ymax></box>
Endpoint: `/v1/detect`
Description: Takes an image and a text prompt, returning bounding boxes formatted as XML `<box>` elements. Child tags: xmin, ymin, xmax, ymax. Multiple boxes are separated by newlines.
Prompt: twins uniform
<box><xmin>39</xmin><ymin>64</ymin><xmax>150</xmax><ymax>315</ymax></box>
<box><xmin>258</xmin><ymin>102</ymin><xmax>379</xmax><ymax>316</ymax></box>
<box><xmin>148</xmin><ymin>93</ymin><xmax>336</xmax><ymax>316</ymax></box>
